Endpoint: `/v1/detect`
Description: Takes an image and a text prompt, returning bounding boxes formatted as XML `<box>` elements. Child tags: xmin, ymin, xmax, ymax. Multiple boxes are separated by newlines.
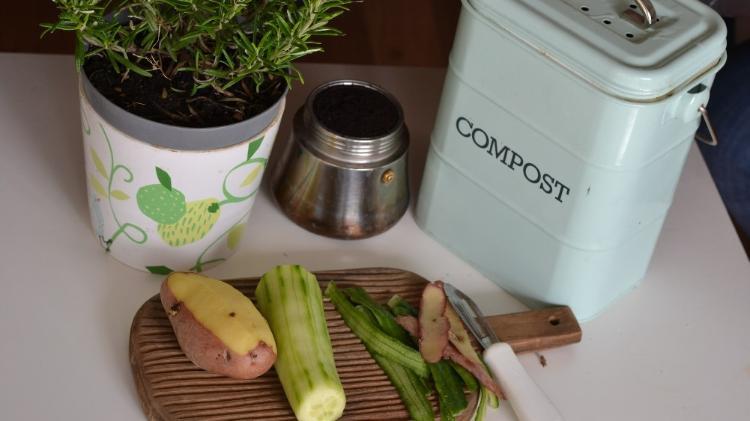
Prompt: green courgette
<box><xmin>255</xmin><ymin>265</ymin><xmax>345</xmax><ymax>421</ymax></box>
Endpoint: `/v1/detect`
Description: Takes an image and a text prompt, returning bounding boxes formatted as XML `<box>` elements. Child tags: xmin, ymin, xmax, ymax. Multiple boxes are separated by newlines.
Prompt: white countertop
<box><xmin>0</xmin><ymin>53</ymin><xmax>748</xmax><ymax>421</ymax></box>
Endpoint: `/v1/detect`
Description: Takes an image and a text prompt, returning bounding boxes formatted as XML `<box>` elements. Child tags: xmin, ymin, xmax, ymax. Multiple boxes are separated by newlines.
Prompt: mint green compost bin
<box><xmin>416</xmin><ymin>0</ymin><xmax>727</xmax><ymax>320</ymax></box>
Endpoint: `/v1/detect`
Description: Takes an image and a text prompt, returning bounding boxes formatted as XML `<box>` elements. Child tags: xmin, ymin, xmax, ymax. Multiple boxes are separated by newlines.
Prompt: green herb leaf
<box><xmin>74</xmin><ymin>34</ymin><xmax>85</xmax><ymax>72</ymax></box>
<box><xmin>155</xmin><ymin>167</ymin><xmax>172</xmax><ymax>191</ymax></box>
<box><xmin>107</xmin><ymin>50</ymin><xmax>152</xmax><ymax>78</ymax></box>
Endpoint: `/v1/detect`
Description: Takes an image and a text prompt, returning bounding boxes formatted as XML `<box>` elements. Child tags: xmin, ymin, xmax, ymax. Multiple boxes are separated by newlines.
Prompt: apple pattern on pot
<box><xmin>140</xmin><ymin>137</ymin><xmax>267</xmax><ymax>274</ymax></box>
<box><xmin>157</xmin><ymin>198</ymin><xmax>222</xmax><ymax>247</ymax></box>
<box><xmin>137</xmin><ymin>137</ymin><xmax>265</xmax><ymax>249</ymax></box>
<box><xmin>137</xmin><ymin>167</ymin><xmax>221</xmax><ymax>247</ymax></box>
<box><xmin>136</xmin><ymin>168</ymin><xmax>187</xmax><ymax>225</ymax></box>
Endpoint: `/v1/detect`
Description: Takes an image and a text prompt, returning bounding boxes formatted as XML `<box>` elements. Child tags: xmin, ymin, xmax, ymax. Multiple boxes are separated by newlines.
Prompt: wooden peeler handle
<box><xmin>484</xmin><ymin>306</ymin><xmax>582</xmax><ymax>353</ymax></box>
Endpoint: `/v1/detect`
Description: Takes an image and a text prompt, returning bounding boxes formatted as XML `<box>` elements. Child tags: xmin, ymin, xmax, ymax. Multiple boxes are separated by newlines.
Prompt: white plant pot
<box><xmin>79</xmin><ymin>73</ymin><xmax>285</xmax><ymax>273</ymax></box>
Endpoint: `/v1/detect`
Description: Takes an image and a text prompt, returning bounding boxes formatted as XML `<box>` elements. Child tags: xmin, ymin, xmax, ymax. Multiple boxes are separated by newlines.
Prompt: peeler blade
<box><xmin>443</xmin><ymin>282</ymin><xmax>566</xmax><ymax>421</ymax></box>
<box><xmin>443</xmin><ymin>282</ymin><xmax>500</xmax><ymax>350</ymax></box>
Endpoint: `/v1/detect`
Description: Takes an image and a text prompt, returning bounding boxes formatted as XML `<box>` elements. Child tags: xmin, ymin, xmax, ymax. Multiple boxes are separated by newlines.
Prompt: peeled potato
<box><xmin>160</xmin><ymin>272</ymin><xmax>277</xmax><ymax>379</ymax></box>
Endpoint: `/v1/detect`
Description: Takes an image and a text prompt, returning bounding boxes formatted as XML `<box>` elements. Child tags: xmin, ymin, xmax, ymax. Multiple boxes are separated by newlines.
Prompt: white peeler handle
<box><xmin>483</xmin><ymin>342</ymin><xmax>564</xmax><ymax>421</ymax></box>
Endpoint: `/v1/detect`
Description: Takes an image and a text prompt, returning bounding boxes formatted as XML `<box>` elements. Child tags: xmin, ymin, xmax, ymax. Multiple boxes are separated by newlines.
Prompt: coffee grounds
<box><xmin>83</xmin><ymin>55</ymin><xmax>285</xmax><ymax>128</ymax></box>
<box><xmin>313</xmin><ymin>85</ymin><xmax>400</xmax><ymax>138</ymax></box>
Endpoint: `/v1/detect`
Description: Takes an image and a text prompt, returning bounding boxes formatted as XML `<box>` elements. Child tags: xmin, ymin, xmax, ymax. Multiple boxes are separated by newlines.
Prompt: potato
<box><xmin>160</xmin><ymin>272</ymin><xmax>277</xmax><ymax>380</ymax></box>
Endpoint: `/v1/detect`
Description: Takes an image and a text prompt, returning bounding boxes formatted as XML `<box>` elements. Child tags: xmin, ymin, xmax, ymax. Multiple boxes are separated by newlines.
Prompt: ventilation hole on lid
<box><xmin>626</xmin><ymin>33</ymin><xmax>635</xmax><ymax>38</ymax></box>
<box><xmin>688</xmin><ymin>84</ymin><xmax>708</xmax><ymax>94</ymax></box>
<box><xmin>603</xmin><ymin>19</ymin><xmax>612</xmax><ymax>24</ymax></box>
<box><xmin>630</xmin><ymin>4</ymin><xmax>638</xmax><ymax>9</ymax></box>
<box><xmin>581</xmin><ymin>6</ymin><xmax>590</xmax><ymax>12</ymax></box>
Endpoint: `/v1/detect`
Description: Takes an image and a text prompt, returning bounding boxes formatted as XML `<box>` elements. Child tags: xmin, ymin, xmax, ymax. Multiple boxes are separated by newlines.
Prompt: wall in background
<box><xmin>1</xmin><ymin>0</ymin><xmax>461</xmax><ymax>67</ymax></box>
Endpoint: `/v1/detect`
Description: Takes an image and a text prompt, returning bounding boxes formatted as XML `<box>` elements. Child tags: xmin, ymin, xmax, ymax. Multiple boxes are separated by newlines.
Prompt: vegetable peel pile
<box><xmin>326</xmin><ymin>280</ymin><xmax>502</xmax><ymax>421</ymax></box>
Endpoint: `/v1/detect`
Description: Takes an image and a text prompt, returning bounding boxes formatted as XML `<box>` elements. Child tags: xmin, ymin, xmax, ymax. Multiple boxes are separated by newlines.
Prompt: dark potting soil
<box><xmin>83</xmin><ymin>55</ymin><xmax>286</xmax><ymax>128</ymax></box>
<box><xmin>313</xmin><ymin>85</ymin><xmax>400</xmax><ymax>138</ymax></box>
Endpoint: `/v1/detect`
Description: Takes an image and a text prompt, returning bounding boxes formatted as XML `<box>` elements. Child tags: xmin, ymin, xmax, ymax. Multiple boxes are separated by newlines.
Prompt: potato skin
<box><xmin>160</xmin><ymin>280</ymin><xmax>276</xmax><ymax>380</ymax></box>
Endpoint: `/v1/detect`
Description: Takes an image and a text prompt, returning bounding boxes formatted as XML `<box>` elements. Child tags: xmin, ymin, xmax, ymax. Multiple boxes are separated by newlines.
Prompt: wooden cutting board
<box><xmin>129</xmin><ymin>268</ymin><xmax>581</xmax><ymax>420</ymax></box>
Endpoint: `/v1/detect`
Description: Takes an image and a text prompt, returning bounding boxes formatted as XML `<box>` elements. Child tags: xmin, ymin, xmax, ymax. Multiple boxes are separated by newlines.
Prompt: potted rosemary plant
<box><xmin>43</xmin><ymin>0</ymin><xmax>350</xmax><ymax>273</ymax></box>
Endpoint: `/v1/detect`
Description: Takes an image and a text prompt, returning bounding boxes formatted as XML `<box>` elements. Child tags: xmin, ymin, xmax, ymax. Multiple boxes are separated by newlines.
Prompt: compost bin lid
<box><xmin>467</xmin><ymin>0</ymin><xmax>727</xmax><ymax>101</ymax></box>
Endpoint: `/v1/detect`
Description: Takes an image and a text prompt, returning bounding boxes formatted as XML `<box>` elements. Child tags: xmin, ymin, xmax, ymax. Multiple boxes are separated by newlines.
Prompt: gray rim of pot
<box><xmin>80</xmin><ymin>70</ymin><xmax>287</xmax><ymax>151</ymax></box>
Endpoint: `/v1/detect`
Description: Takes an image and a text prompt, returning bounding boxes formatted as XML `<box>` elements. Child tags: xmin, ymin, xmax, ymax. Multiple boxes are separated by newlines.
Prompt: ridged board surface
<box><xmin>129</xmin><ymin>267</ymin><xmax>478</xmax><ymax>420</ymax></box>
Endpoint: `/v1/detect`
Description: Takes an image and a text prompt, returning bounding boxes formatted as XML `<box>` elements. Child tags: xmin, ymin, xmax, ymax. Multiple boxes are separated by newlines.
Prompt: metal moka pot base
<box><xmin>272</xmin><ymin>80</ymin><xmax>409</xmax><ymax>239</ymax></box>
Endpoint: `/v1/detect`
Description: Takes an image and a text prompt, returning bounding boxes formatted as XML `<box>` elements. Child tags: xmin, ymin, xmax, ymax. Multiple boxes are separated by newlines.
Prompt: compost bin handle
<box><xmin>627</xmin><ymin>0</ymin><xmax>658</xmax><ymax>25</ymax></box>
<box><xmin>696</xmin><ymin>105</ymin><xmax>720</xmax><ymax>147</ymax></box>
